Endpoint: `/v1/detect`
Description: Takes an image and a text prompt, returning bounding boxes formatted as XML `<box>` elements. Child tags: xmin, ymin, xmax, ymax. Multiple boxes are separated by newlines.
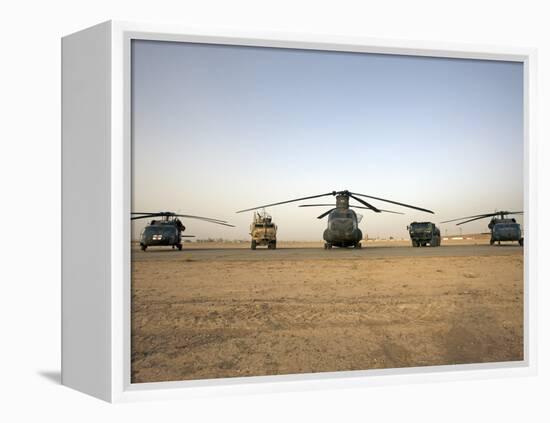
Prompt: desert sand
<box><xmin>131</xmin><ymin>241</ymin><xmax>523</xmax><ymax>383</ymax></box>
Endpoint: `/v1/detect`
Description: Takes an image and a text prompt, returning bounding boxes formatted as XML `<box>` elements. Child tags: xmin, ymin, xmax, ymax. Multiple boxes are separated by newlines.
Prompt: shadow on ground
<box><xmin>38</xmin><ymin>370</ymin><xmax>61</xmax><ymax>384</ymax></box>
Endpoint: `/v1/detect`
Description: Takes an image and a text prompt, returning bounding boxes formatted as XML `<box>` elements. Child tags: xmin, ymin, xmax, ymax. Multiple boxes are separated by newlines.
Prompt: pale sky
<box><xmin>131</xmin><ymin>40</ymin><xmax>523</xmax><ymax>241</ymax></box>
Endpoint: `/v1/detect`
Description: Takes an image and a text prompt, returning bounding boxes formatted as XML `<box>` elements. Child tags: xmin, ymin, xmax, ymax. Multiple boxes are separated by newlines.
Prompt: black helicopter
<box><xmin>132</xmin><ymin>211</ymin><xmax>234</xmax><ymax>251</ymax></box>
<box><xmin>441</xmin><ymin>210</ymin><xmax>524</xmax><ymax>246</ymax></box>
<box><xmin>237</xmin><ymin>190</ymin><xmax>434</xmax><ymax>249</ymax></box>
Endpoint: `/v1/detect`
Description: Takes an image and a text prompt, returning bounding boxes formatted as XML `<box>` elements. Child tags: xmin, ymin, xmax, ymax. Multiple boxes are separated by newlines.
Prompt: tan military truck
<box><xmin>250</xmin><ymin>210</ymin><xmax>277</xmax><ymax>249</ymax></box>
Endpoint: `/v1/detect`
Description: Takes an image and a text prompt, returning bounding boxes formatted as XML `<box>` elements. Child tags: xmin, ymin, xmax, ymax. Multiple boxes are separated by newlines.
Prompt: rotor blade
<box><xmin>351</xmin><ymin>192</ymin><xmax>434</xmax><ymax>214</ymax></box>
<box><xmin>317</xmin><ymin>208</ymin><xmax>336</xmax><ymax>219</ymax></box>
<box><xmin>131</xmin><ymin>215</ymin><xmax>159</xmax><ymax>220</ymax></box>
<box><xmin>298</xmin><ymin>204</ymin><xmax>403</xmax><ymax>214</ymax></box>
<box><xmin>131</xmin><ymin>211</ymin><xmax>176</xmax><ymax>216</ymax></box>
<box><xmin>173</xmin><ymin>214</ymin><xmax>228</xmax><ymax>223</ymax></box>
<box><xmin>350</xmin><ymin>206</ymin><xmax>404</xmax><ymax>215</ymax></box>
<box><xmin>440</xmin><ymin>213</ymin><xmax>496</xmax><ymax>224</ymax></box>
<box><xmin>194</xmin><ymin>219</ymin><xmax>235</xmax><ymax>227</ymax></box>
<box><xmin>130</xmin><ymin>212</ymin><xmax>229</xmax><ymax>223</ymax></box>
<box><xmin>349</xmin><ymin>194</ymin><xmax>381</xmax><ymax>213</ymax></box>
<box><xmin>455</xmin><ymin>215</ymin><xmax>496</xmax><ymax>225</ymax></box>
<box><xmin>236</xmin><ymin>192</ymin><xmax>336</xmax><ymax>213</ymax></box>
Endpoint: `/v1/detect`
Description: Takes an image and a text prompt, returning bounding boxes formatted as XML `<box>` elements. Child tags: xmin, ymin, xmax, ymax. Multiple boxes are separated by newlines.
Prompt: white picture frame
<box><xmin>61</xmin><ymin>20</ymin><xmax>537</xmax><ymax>403</ymax></box>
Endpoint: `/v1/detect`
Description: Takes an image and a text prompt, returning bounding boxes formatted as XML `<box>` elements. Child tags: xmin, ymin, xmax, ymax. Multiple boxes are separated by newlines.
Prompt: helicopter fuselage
<box><xmin>323</xmin><ymin>207</ymin><xmax>363</xmax><ymax>248</ymax></box>
<box><xmin>489</xmin><ymin>218</ymin><xmax>522</xmax><ymax>244</ymax></box>
<box><xmin>139</xmin><ymin>220</ymin><xmax>184</xmax><ymax>250</ymax></box>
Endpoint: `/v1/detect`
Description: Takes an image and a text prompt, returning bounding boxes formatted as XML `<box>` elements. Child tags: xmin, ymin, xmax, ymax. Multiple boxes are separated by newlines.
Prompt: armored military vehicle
<box><xmin>249</xmin><ymin>210</ymin><xmax>277</xmax><ymax>249</ymax></box>
<box><xmin>237</xmin><ymin>190</ymin><xmax>433</xmax><ymax>249</ymax></box>
<box><xmin>441</xmin><ymin>211</ymin><xmax>523</xmax><ymax>246</ymax></box>
<box><xmin>408</xmin><ymin>222</ymin><xmax>441</xmax><ymax>247</ymax></box>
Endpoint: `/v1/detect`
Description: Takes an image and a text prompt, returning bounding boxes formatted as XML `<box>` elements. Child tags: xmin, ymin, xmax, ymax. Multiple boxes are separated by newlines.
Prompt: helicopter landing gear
<box><xmin>519</xmin><ymin>238</ymin><xmax>524</xmax><ymax>246</ymax></box>
<box><xmin>354</xmin><ymin>242</ymin><xmax>362</xmax><ymax>249</ymax></box>
<box><xmin>324</xmin><ymin>243</ymin><xmax>332</xmax><ymax>249</ymax></box>
<box><xmin>140</xmin><ymin>244</ymin><xmax>147</xmax><ymax>251</ymax></box>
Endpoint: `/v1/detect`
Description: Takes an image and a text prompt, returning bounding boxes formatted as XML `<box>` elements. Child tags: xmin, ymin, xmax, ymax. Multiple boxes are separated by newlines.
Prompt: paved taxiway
<box><xmin>132</xmin><ymin>244</ymin><xmax>523</xmax><ymax>263</ymax></box>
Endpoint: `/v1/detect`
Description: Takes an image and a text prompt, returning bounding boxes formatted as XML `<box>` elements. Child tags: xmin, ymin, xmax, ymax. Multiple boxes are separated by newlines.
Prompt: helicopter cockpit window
<box><xmin>144</xmin><ymin>225</ymin><xmax>177</xmax><ymax>236</ymax></box>
<box><xmin>328</xmin><ymin>211</ymin><xmax>357</xmax><ymax>230</ymax></box>
<box><xmin>496</xmin><ymin>223</ymin><xmax>518</xmax><ymax>229</ymax></box>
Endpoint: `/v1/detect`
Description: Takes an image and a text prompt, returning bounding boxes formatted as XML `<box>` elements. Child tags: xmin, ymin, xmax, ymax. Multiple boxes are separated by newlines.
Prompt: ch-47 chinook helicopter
<box><xmin>441</xmin><ymin>210</ymin><xmax>524</xmax><ymax>246</ymax></box>
<box><xmin>237</xmin><ymin>190</ymin><xmax>434</xmax><ymax>249</ymax></box>
<box><xmin>131</xmin><ymin>211</ymin><xmax>234</xmax><ymax>251</ymax></box>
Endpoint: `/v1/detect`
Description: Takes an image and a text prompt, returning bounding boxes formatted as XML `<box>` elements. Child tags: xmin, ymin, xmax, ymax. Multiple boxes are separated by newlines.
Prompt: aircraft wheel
<box><xmin>251</xmin><ymin>240</ymin><xmax>257</xmax><ymax>250</ymax></box>
<box><xmin>519</xmin><ymin>238</ymin><xmax>524</xmax><ymax>246</ymax></box>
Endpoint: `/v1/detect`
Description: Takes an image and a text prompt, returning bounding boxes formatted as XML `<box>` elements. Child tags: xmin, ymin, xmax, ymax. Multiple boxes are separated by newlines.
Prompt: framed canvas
<box><xmin>61</xmin><ymin>20</ymin><xmax>538</xmax><ymax>402</ymax></box>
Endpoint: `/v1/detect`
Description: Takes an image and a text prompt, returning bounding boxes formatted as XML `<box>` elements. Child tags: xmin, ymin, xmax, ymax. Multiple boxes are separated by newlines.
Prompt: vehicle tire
<box><xmin>272</xmin><ymin>241</ymin><xmax>277</xmax><ymax>249</ymax></box>
<box><xmin>355</xmin><ymin>242</ymin><xmax>362</xmax><ymax>249</ymax></box>
<box><xmin>140</xmin><ymin>244</ymin><xmax>147</xmax><ymax>251</ymax></box>
<box><xmin>519</xmin><ymin>238</ymin><xmax>524</xmax><ymax>246</ymax></box>
<box><xmin>324</xmin><ymin>243</ymin><xmax>332</xmax><ymax>249</ymax></box>
<box><xmin>177</xmin><ymin>243</ymin><xmax>182</xmax><ymax>250</ymax></box>
<box><xmin>490</xmin><ymin>238</ymin><xmax>495</xmax><ymax>246</ymax></box>
<box><xmin>251</xmin><ymin>240</ymin><xmax>257</xmax><ymax>250</ymax></box>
